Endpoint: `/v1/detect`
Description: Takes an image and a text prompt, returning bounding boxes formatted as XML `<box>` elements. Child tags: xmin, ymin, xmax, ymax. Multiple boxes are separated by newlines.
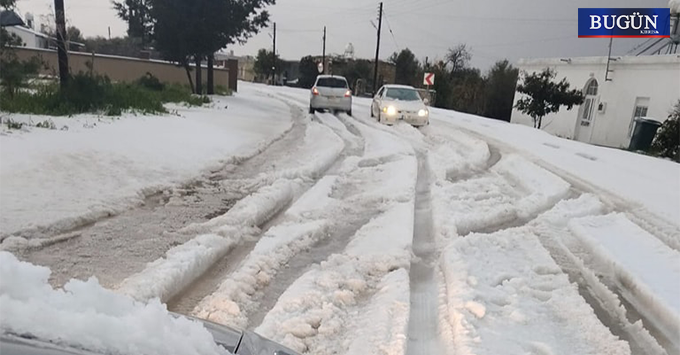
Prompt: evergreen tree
<box><xmin>515</xmin><ymin>68</ymin><xmax>584</xmax><ymax>129</ymax></box>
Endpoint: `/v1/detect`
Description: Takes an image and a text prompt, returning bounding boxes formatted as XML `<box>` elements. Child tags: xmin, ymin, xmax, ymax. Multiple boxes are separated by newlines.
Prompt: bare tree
<box><xmin>445</xmin><ymin>44</ymin><xmax>472</xmax><ymax>73</ymax></box>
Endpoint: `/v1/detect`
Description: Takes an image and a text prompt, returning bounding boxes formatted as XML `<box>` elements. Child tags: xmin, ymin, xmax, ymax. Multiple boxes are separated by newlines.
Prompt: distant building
<box><xmin>5</xmin><ymin>22</ymin><xmax>50</xmax><ymax>49</ymax></box>
<box><xmin>215</xmin><ymin>51</ymin><xmax>256</xmax><ymax>82</ymax></box>
<box><xmin>2</xmin><ymin>11</ymin><xmax>84</xmax><ymax>51</ymax></box>
<box><xmin>511</xmin><ymin>55</ymin><xmax>680</xmax><ymax>149</ymax></box>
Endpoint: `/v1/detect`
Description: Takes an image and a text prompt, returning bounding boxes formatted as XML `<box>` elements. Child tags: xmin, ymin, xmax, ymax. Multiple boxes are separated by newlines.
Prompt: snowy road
<box><xmin>2</xmin><ymin>82</ymin><xmax>679</xmax><ymax>355</ymax></box>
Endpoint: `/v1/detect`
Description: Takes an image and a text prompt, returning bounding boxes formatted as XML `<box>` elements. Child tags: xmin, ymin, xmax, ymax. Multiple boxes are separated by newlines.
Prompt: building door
<box><xmin>575</xmin><ymin>79</ymin><xmax>599</xmax><ymax>143</ymax></box>
<box><xmin>628</xmin><ymin>97</ymin><xmax>650</xmax><ymax>138</ymax></box>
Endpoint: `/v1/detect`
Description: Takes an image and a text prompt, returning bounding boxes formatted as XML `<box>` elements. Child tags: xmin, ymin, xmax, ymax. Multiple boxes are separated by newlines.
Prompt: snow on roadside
<box><xmin>491</xmin><ymin>154</ymin><xmax>571</xmax><ymax>219</ymax></box>
<box><xmin>529</xmin><ymin>197</ymin><xmax>668</xmax><ymax>355</ymax></box>
<box><xmin>569</xmin><ymin>213</ymin><xmax>680</xmax><ymax>349</ymax></box>
<box><xmin>0</xmin><ymin>252</ymin><xmax>228</xmax><ymax>355</ymax></box>
<box><xmin>116</xmin><ymin>179</ymin><xmax>297</xmax><ymax>303</ymax></box>
<box><xmin>439</xmin><ymin>229</ymin><xmax>631</xmax><ymax>355</ymax></box>
<box><xmin>192</xmin><ymin>220</ymin><xmax>328</xmax><ymax>328</ymax></box>
<box><xmin>431</xmin><ymin>112</ymin><xmax>680</xmax><ymax>229</ymax></box>
<box><xmin>0</xmin><ymin>92</ymin><xmax>292</xmax><ymax>240</ymax></box>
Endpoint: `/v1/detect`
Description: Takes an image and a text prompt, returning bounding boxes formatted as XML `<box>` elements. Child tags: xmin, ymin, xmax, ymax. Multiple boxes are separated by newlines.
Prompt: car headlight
<box><xmin>418</xmin><ymin>109</ymin><xmax>429</xmax><ymax>117</ymax></box>
<box><xmin>382</xmin><ymin>106</ymin><xmax>397</xmax><ymax>116</ymax></box>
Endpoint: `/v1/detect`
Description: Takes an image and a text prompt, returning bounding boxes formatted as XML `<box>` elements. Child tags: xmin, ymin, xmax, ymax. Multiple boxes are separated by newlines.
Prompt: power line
<box><xmin>382</xmin><ymin>10</ymin><xmax>400</xmax><ymax>51</ymax></box>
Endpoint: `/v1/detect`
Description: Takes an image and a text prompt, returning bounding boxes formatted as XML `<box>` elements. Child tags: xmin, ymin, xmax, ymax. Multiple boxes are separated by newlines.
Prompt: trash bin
<box><xmin>629</xmin><ymin>117</ymin><xmax>663</xmax><ymax>151</ymax></box>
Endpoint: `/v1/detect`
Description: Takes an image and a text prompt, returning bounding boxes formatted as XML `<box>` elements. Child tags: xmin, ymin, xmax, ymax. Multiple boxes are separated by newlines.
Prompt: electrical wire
<box><xmin>382</xmin><ymin>10</ymin><xmax>400</xmax><ymax>51</ymax></box>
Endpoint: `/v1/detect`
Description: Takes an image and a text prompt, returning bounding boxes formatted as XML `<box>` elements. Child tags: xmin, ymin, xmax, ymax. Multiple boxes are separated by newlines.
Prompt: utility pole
<box><xmin>322</xmin><ymin>26</ymin><xmax>326</xmax><ymax>74</ymax></box>
<box><xmin>372</xmin><ymin>2</ymin><xmax>383</xmax><ymax>94</ymax></box>
<box><xmin>271</xmin><ymin>22</ymin><xmax>277</xmax><ymax>85</ymax></box>
<box><xmin>54</xmin><ymin>0</ymin><xmax>69</xmax><ymax>88</ymax></box>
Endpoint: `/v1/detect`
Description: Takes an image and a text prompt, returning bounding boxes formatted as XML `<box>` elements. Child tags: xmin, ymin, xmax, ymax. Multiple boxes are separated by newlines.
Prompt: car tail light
<box><xmin>344</xmin><ymin>90</ymin><xmax>352</xmax><ymax>97</ymax></box>
<box><xmin>312</xmin><ymin>87</ymin><xmax>320</xmax><ymax>96</ymax></box>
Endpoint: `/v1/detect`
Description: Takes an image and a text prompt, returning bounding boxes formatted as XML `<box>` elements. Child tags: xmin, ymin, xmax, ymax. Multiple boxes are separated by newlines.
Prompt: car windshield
<box><xmin>385</xmin><ymin>88</ymin><xmax>421</xmax><ymax>101</ymax></box>
<box><xmin>316</xmin><ymin>78</ymin><xmax>348</xmax><ymax>88</ymax></box>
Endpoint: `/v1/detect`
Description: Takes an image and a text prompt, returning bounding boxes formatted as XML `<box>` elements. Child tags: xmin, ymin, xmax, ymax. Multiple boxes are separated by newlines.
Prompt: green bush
<box><xmin>136</xmin><ymin>73</ymin><xmax>165</xmax><ymax>91</ymax></box>
<box><xmin>214</xmin><ymin>85</ymin><xmax>233</xmax><ymax>96</ymax></box>
<box><xmin>0</xmin><ymin>73</ymin><xmax>209</xmax><ymax>116</ymax></box>
<box><xmin>651</xmin><ymin>101</ymin><xmax>680</xmax><ymax>162</ymax></box>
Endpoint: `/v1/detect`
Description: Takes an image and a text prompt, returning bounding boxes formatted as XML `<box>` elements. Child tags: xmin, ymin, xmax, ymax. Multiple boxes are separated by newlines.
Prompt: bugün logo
<box><xmin>578</xmin><ymin>8</ymin><xmax>671</xmax><ymax>38</ymax></box>
<box><xmin>589</xmin><ymin>12</ymin><xmax>659</xmax><ymax>31</ymax></box>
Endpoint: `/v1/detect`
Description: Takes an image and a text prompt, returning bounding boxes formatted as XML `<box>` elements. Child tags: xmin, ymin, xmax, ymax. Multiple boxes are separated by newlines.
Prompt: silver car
<box><xmin>309</xmin><ymin>75</ymin><xmax>352</xmax><ymax>116</ymax></box>
<box><xmin>0</xmin><ymin>313</ymin><xmax>299</xmax><ymax>355</ymax></box>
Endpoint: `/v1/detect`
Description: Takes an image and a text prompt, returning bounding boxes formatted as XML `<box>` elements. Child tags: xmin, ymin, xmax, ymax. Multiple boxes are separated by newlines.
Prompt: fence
<box><xmin>11</xmin><ymin>47</ymin><xmax>238</xmax><ymax>92</ymax></box>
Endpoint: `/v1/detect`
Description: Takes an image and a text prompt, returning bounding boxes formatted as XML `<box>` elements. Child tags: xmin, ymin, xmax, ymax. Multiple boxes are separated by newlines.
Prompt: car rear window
<box><xmin>316</xmin><ymin>78</ymin><xmax>348</xmax><ymax>88</ymax></box>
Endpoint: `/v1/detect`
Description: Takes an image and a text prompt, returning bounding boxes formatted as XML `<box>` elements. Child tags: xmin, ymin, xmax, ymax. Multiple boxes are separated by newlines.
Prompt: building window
<box><xmin>629</xmin><ymin>97</ymin><xmax>650</xmax><ymax>136</ymax></box>
<box><xmin>585</xmin><ymin>79</ymin><xmax>598</xmax><ymax>96</ymax></box>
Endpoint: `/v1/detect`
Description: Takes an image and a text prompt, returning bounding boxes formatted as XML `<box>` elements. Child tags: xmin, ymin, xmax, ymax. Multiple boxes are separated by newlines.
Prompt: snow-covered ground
<box><xmin>0</xmin><ymin>85</ymin><xmax>291</xmax><ymax>240</ymax></box>
<box><xmin>2</xmin><ymin>82</ymin><xmax>679</xmax><ymax>355</ymax></box>
<box><xmin>431</xmin><ymin>109</ymin><xmax>680</xmax><ymax>230</ymax></box>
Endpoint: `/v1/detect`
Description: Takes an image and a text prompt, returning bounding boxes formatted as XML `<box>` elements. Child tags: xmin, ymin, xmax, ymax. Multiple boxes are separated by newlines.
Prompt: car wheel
<box><xmin>370</xmin><ymin>106</ymin><xmax>374</xmax><ymax>117</ymax></box>
<box><xmin>309</xmin><ymin>106</ymin><xmax>315</xmax><ymax>114</ymax></box>
<box><xmin>347</xmin><ymin>110</ymin><xmax>352</xmax><ymax>117</ymax></box>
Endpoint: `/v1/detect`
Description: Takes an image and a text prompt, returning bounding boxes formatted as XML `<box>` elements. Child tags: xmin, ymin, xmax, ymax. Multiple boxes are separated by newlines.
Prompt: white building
<box><xmin>5</xmin><ymin>25</ymin><xmax>50</xmax><ymax>49</ymax></box>
<box><xmin>511</xmin><ymin>55</ymin><xmax>680</xmax><ymax>149</ymax></box>
<box><xmin>4</xmin><ymin>12</ymin><xmax>51</xmax><ymax>50</ymax></box>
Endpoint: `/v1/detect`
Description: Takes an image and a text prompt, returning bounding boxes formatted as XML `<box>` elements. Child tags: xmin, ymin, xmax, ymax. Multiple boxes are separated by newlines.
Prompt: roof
<box><xmin>6</xmin><ymin>24</ymin><xmax>51</xmax><ymax>39</ymax></box>
<box><xmin>0</xmin><ymin>10</ymin><xmax>24</xmax><ymax>27</ymax></box>
<box><xmin>517</xmin><ymin>54</ymin><xmax>680</xmax><ymax>67</ymax></box>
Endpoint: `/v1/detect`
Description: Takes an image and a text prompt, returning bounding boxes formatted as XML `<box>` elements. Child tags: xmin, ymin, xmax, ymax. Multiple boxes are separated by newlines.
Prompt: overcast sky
<box><xmin>14</xmin><ymin>0</ymin><xmax>671</xmax><ymax>70</ymax></box>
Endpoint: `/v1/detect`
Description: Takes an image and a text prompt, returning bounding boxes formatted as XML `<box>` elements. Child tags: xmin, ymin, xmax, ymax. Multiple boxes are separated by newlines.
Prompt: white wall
<box><xmin>512</xmin><ymin>55</ymin><xmax>680</xmax><ymax>148</ymax></box>
<box><xmin>6</xmin><ymin>26</ymin><xmax>36</xmax><ymax>48</ymax></box>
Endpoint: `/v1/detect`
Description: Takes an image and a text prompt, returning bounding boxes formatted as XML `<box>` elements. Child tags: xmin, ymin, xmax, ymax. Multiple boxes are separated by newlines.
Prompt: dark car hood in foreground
<box><xmin>1</xmin><ymin>314</ymin><xmax>299</xmax><ymax>355</ymax></box>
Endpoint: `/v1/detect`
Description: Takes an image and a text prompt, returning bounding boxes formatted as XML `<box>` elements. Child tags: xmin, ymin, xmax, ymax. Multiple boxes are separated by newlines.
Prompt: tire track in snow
<box><xmin>117</xmin><ymin>105</ymin><xmax>348</xmax><ymax>308</ymax></box>
<box><xmin>406</xmin><ymin>151</ymin><xmax>444</xmax><ymax>355</ymax></box>
<box><xmin>190</xmin><ymin>111</ymin><xmax>389</xmax><ymax>330</ymax></box>
<box><xmin>166</xmin><ymin>106</ymin><xmax>372</xmax><ymax>320</ymax></box>
<box><xmin>12</xmin><ymin>106</ymin><xmax>301</xmax><ymax>290</ymax></box>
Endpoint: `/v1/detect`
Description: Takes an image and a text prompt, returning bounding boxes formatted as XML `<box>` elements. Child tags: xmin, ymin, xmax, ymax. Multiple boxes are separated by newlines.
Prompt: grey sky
<box><xmin>14</xmin><ymin>0</ymin><xmax>671</xmax><ymax>70</ymax></box>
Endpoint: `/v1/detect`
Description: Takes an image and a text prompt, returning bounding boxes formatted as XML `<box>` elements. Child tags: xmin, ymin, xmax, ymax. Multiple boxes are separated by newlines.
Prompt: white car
<box><xmin>309</xmin><ymin>75</ymin><xmax>353</xmax><ymax>116</ymax></box>
<box><xmin>370</xmin><ymin>84</ymin><xmax>430</xmax><ymax>127</ymax></box>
